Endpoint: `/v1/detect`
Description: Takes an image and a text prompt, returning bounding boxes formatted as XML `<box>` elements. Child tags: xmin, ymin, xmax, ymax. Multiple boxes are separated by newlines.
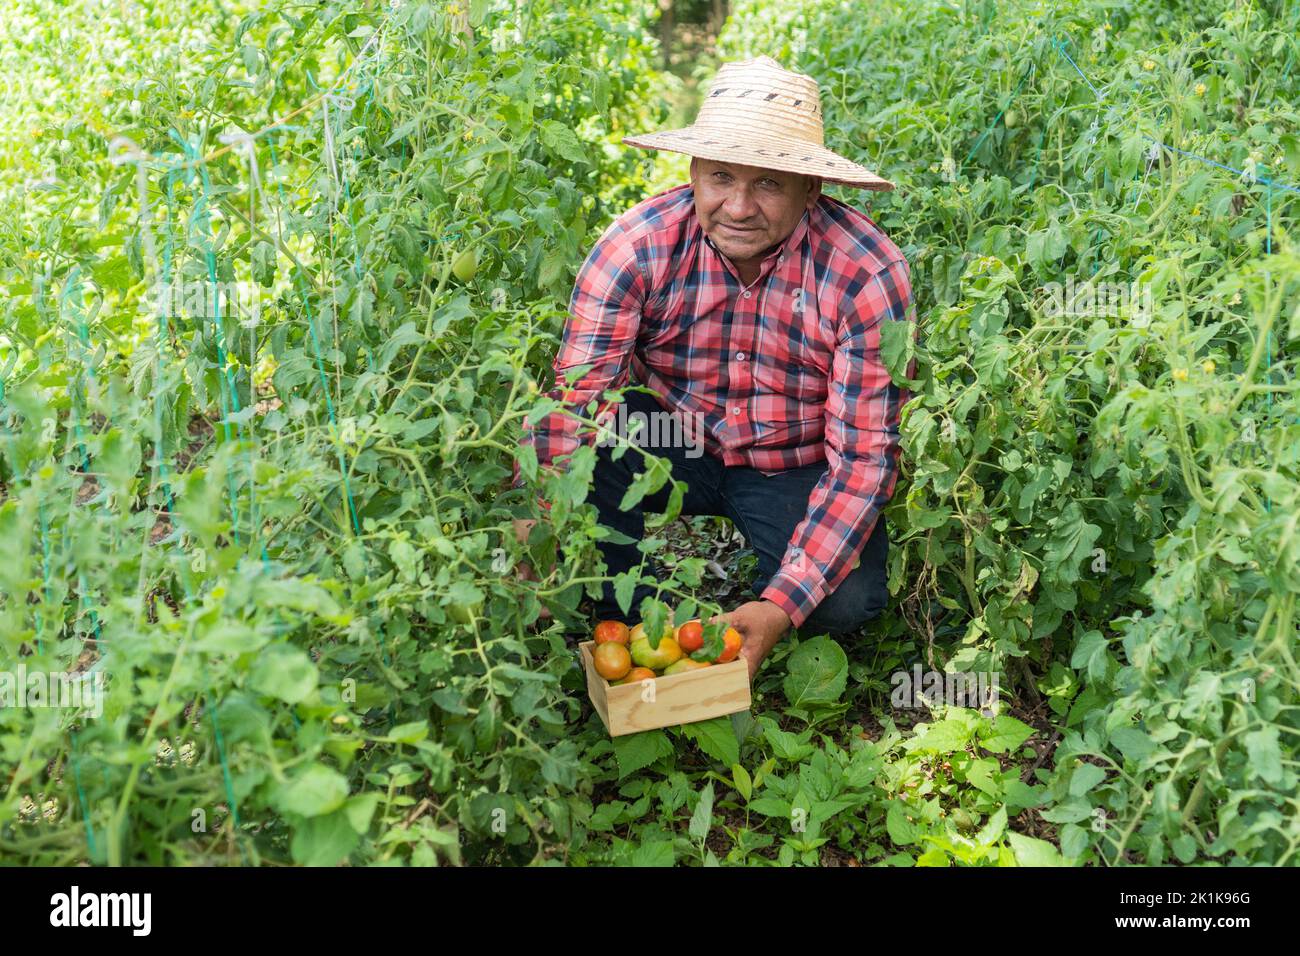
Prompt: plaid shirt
<box><xmin>515</xmin><ymin>183</ymin><xmax>916</xmax><ymax>629</ymax></box>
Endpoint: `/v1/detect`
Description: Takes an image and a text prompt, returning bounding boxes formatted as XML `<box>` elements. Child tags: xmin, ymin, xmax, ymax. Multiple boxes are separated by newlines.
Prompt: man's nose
<box><xmin>723</xmin><ymin>186</ymin><xmax>759</xmax><ymax>222</ymax></box>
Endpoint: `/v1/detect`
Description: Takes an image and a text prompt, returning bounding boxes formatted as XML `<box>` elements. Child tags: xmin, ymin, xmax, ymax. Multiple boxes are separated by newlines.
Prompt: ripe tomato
<box><xmin>593</xmin><ymin>620</ymin><xmax>631</xmax><ymax>646</ymax></box>
<box><xmin>593</xmin><ymin>643</ymin><xmax>631</xmax><ymax>681</ymax></box>
<box><xmin>716</xmin><ymin>627</ymin><xmax>743</xmax><ymax>664</ymax></box>
<box><xmin>675</xmin><ymin>619</ymin><xmax>704</xmax><ymax>653</ymax></box>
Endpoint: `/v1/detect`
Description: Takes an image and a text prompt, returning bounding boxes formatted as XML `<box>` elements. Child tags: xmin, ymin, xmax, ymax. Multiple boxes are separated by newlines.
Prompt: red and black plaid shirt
<box><xmin>516</xmin><ymin>183</ymin><xmax>916</xmax><ymax>628</ymax></box>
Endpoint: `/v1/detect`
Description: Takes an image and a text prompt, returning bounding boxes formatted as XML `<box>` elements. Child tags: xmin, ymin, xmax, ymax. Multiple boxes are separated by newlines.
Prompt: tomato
<box><xmin>628</xmin><ymin>621</ymin><xmax>673</xmax><ymax>646</ymax></box>
<box><xmin>613</xmin><ymin>666</ymin><xmax>656</xmax><ymax>685</ymax></box>
<box><xmin>664</xmin><ymin>658</ymin><xmax>710</xmax><ymax>675</ymax></box>
<box><xmin>593</xmin><ymin>620</ymin><xmax>630</xmax><ymax>646</ymax></box>
<box><xmin>715</xmin><ymin>627</ymin><xmax>743</xmax><ymax>664</ymax></box>
<box><xmin>675</xmin><ymin>619</ymin><xmax>704</xmax><ymax>653</ymax></box>
<box><xmin>1003</xmin><ymin>108</ymin><xmax>1020</xmax><ymax>129</ymax></box>
<box><xmin>451</xmin><ymin>247</ymin><xmax>478</xmax><ymax>282</ymax></box>
<box><xmin>448</xmin><ymin>598</ymin><xmax>482</xmax><ymax>625</ymax></box>
<box><xmin>630</xmin><ymin>636</ymin><xmax>682</xmax><ymax>670</ymax></box>
<box><xmin>593</xmin><ymin>643</ymin><xmax>631</xmax><ymax>681</ymax></box>
<box><xmin>949</xmin><ymin>807</ymin><xmax>975</xmax><ymax>831</ymax></box>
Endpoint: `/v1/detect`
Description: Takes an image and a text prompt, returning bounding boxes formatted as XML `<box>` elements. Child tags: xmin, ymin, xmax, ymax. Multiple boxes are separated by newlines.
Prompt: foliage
<box><xmin>721</xmin><ymin>0</ymin><xmax>1300</xmax><ymax>864</ymax></box>
<box><xmin>2</xmin><ymin>0</ymin><xmax>1297</xmax><ymax>867</ymax></box>
<box><xmin>0</xmin><ymin>0</ymin><xmax>671</xmax><ymax>866</ymax></box>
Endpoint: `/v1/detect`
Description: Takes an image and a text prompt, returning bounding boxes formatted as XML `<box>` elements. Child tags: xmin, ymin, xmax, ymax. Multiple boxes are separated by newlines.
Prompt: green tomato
<box><xmin>451</xmin><ymin>247</ymin><xmax>478</xmax><ymax>282</ymax></box>
<box><xmin>448</xmin><ymin>598</ymin><xmax>482</xmax><ymax>625</ymax></box>
<box><xmin>1003</xmin><ymin>108</ymin><xmax>1020</xmax><ymax>129</ymax></box>
<box><xmin>949</xmin><ymin>807</ymin><xmax>975</xmax><ymax>831</ymax></box>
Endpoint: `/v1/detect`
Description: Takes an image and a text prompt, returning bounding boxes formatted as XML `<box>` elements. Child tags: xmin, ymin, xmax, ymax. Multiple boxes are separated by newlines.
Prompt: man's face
<box><xmin>691</xmin><ymin>157</ymin><xmax>820</xmax><ymax>265</ymax></box>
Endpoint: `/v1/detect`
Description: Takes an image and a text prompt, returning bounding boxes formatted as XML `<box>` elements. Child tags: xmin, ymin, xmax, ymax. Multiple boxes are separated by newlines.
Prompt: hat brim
<box><xmin>622</xmin><ymin>126</ymin><xmax>895</xmax><ymax>191</ymax></box>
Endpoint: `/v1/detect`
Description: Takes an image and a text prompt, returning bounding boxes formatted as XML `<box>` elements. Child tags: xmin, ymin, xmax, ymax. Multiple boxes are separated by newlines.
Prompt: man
<box><xmin>513</xmin><ymin>56</ymin><xmax>916</xmax><ymax>681</ymax></box>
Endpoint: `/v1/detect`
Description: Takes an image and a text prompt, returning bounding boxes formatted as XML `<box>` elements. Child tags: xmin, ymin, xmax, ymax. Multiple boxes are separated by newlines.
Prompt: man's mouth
<box><xmin>719</xmin><ymin>223</ymin><xmax>759</xmax><ymax>235</ymax></box>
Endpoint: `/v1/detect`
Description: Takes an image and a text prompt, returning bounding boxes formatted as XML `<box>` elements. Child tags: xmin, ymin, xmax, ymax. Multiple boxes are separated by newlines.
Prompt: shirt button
<box><xmin>735</xmin><ymin>351</ymin><xmax>746</xmax><ymax>361</ymax></box>
<box><xmin>743</xmin><ymin>290</ymin><xmax>752</xmax><ymax>298</ymax></box>
<box><xmin>731</xmin><ymin>407</ymin><xmax>741</xmax><ymax>416</ymax></box>
<box><xmin>778</xmin><ymin>254</ymin><xmax>786</xmax><ymax>263</ymax></box>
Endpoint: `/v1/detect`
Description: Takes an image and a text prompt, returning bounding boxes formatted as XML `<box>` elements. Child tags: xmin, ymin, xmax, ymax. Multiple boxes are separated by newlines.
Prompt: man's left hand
<box><xmin>711</xmin><ymin>599</ymin><xmax>792</xmax><ymax>683</ymax></box>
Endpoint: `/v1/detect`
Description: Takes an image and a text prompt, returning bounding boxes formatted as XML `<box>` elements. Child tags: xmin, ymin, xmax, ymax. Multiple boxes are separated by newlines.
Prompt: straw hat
<box><xmin>622</xmin><ymin>55</ymin><xmax>894</xmax><ymax>191</ymax></box>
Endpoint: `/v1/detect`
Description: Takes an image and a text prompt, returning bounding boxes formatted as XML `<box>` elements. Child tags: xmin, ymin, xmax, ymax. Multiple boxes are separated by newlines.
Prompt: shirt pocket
<box><xmin>644</xmin><ymin>278</ymin><xmax>727</xmax><ymax>346</ymax></box>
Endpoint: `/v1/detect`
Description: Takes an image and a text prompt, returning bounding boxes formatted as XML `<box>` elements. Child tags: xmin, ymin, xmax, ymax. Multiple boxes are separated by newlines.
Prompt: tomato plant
<box><xmin>1</xmin><ymin>0</ymin><xmax>1296</xmax><ymax>868</ymax></box>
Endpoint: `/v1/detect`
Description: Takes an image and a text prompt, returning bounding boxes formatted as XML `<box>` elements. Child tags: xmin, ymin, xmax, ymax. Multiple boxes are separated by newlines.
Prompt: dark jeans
<box><xmin>584</xmin><ymin>388</ymin><xmax>889</xmax><ymax>636</ymax></box>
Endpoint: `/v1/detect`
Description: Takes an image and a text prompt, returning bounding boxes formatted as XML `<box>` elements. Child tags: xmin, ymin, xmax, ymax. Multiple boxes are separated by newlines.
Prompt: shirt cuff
<box><xmin>760</xmin><ymin>554</ymin><xmax>830</xmax><ymax>630</ymax></box>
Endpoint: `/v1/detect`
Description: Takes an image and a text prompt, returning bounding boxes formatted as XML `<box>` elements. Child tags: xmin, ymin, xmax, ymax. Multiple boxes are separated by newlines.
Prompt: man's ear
<box><xmin>805</xmin><ymin>175</ymin><xmax>822</xmax><ymax>208</ymax></box>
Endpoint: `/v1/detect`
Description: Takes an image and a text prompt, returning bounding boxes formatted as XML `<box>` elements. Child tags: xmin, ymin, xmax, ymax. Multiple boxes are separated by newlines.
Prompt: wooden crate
<box><xmin>579</xmin><ymin>640</ymin><xmax>751</xmax><ymax>736</ymax></box>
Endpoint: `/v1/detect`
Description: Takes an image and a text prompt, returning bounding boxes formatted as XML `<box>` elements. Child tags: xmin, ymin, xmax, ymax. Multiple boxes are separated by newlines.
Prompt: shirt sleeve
<box><xmin>760</xmin><ymin>256</ymin><xmax>916</xmax><ymax>628</ymax></box>
<box><xmin>512</xmin><ymin>223</ymin><xmax>647</xmax><ymax>495</ymax></box>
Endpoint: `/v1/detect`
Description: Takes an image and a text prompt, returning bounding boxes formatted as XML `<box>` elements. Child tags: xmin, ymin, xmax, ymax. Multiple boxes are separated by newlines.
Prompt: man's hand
<box><xmin>711</xmin><ymin>599</ymin><xmax>792</xmax><ymax>682</ymax></box>
<box><xmin>512</xmin><ymin>518</ymin><xmax>551</xmax><ymax>620</ymax></box>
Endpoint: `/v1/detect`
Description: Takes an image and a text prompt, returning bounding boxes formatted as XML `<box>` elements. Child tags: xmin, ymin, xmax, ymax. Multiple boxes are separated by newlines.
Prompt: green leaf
<box><xmin>250</xmin><ymin>644</ymin><xmax>319</xmax><ymax>704</ymax></box>
<box><xmin>886</xmin><ymin>801</ymin><xmax>920</xmax><ymax>846</ymax></box>
<box><xmin>1108</xmin><ymin>727</ymin><xmax>1154</xmax><ymax>762</ymax></box>
<box><xmin>197</xmin><ymin>621</ymin><xmax>269</xmax><ymax>656</ymax></box>
<box><xmin>748</xmin><ymin>796</ymin><xmax>791</xmax><ymax>817</ymax></box>
<box><xmin>689</xmin><ymin>781</ymin><xmax>715</xmax><ymax>840</ymax></box>
<box><xmin>979</xmin><ymin>715</ymin><xmax>1035</xmax><ymax>754</ymax></box>
<box><xmin>468</xmin><ymin>0</ymin><xmax>492</xmax><ymax>27</ymax></box>
<box><xmin>1060</xmin><ymin>823</ymin><xmax>1091</xmax><ymax>860</ymax></box>
<box><xmin>732</xmin><ymin>764</ymin><xmax>753</xmax><ymax>802</ymax></box>
<box><xmin>255</xmin><ymin>577</ymin><xmax>342</xmax><ymax>619</ymax></box>
<box><xmin>290</xmin><ymin>810</ymin><xmax>359</xmax><ymax>866</ymax></box>
<box><xmin>276</xmin><ymin>765</ymin><xmax>349</xmax><ymax>818</ymax></box>
<box><xmin>1069</xmin><ymin>763</ymin><xmax>1107</xmax><ymax>797</ymax></box>
<box><xmin>904</xmin><ymin>719</ymin><xmax>973</xmax><ymax>754</ymax></box>
<box><xmin>759</xmin><ymin>716</ymin><xmax>815</xmax><ymax>761</ymax></box>
<box><xmin>251</xmin><ymin>240</ymin><xmax>276</xmax><ymax>286</ymax></box>
<box><xmin>975</xmin><ymin>806</ymin><xmax>1007</xmax><ymax>845</ymax></box>
<box><xmin>1244</xmin><ymin>727</ymin><xmax>1283</xmax><ymax>785</ymax></box>
<box><xmin>612</xmin><ymin>729</ymin><xmax>673</xmax><ymax>779</ymax></box>
<box><xmin>879</xmin><ymin>317</ymin><xmax>915</xmax><ymax>384</ymax></box>
<box><xmin>1070</xmin><ymin>630</ymin><xmax>1110</xmax><ymax>683</ymax></box>
<box><xmin>1008</xmin><ymin>832</ymin><xmax>1068</xmax><ymax>866</ymax></box>
<box><xmin>1171</xmin><ymin>833</ymin><xmax>1198</xmax><ymax>864</ymax></box>
<box><xmin>539</xmin><ymin>120</ymin><xmax>588</xmax><ymax>165</ymax></box>
<box><xmin>613</xmin><ymin>570</ymin><xmax>638</xmax><ymax>616</ymax></box>
<box><xmin>680</xmin><ymin>716</ymin><xmax>739</xmax><ymax>766</ymax></box>
<box><xmin>344</xmin><ymin>793</ymin><xmax>380</xmax><ymax>834</ymax></box>
<box><xmin>387</xmin><ymin>721</ymin><xmax>429</xmax><ymax>744</ymax></box>
<box><xmin>782</xmin><ymin>636</ymin><xmax>848</xmax><ymax>707</ymax></box>
<box><xmin>627</xmin><ymin>839</ymin><xmax>674</xmax><ymax>866</ymax></box>
<box><xmin>966</xmin><ymin>757</ymin><xmax>1002</xmax><ymax>796</ymax></box>
<box><xmin>1043</xmin><ymin>505</ymin><xmax>1102</xmax><ymax>588</ymax></box>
